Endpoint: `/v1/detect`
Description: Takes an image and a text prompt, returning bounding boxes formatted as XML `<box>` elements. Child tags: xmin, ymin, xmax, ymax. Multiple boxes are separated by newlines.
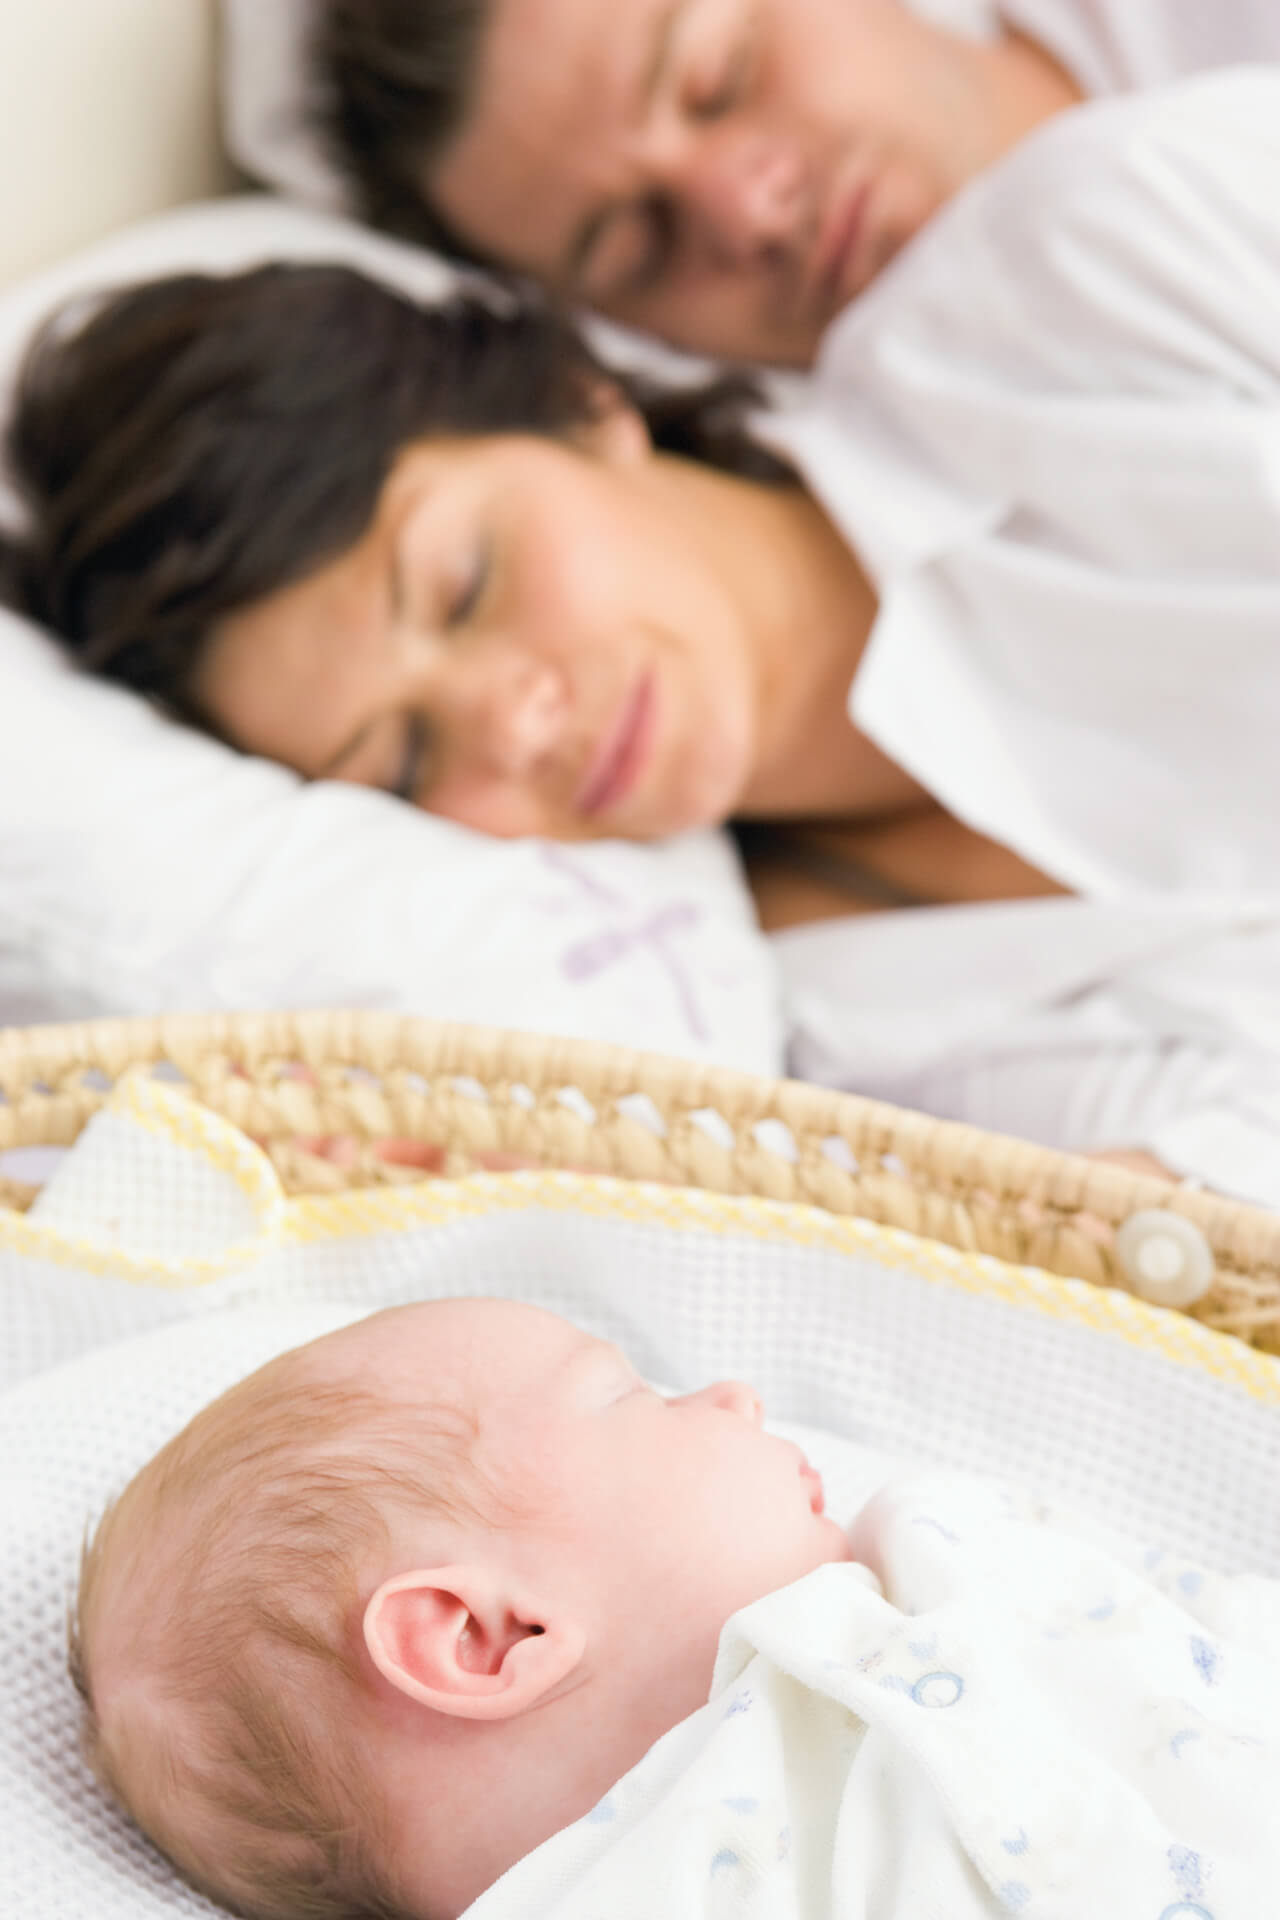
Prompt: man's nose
<box><xmin>679</xmin><ymin>1380</ymin><xmax>765</xmax><ymax>1423</ymax></box>
<box><xmin>678</xmin><ymin>132</ymin><xmax>807</xmax><ymax>262</ymax></box>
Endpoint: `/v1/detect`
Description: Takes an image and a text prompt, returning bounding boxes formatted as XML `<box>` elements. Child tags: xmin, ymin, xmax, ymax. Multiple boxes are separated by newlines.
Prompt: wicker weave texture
<box><xmin>2</xmin><ymin>1010</ymin><xmax>1278</xmax><ymax>1350</ymax></box>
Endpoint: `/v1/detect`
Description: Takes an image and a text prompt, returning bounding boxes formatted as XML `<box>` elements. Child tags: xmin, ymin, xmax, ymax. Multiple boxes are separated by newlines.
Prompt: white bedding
<box><xmin>778</xmin><ymin>896</ymin><xmax>1280</xmax><ymax>1211</ymax></box>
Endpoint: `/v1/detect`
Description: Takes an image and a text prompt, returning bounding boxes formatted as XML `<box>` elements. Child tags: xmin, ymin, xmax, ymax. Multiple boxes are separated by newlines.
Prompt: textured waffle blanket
<box><xmin>475</xmin><ymin>1472</ymin><xmax>1280</xmax><ymax>1919</ymax></box>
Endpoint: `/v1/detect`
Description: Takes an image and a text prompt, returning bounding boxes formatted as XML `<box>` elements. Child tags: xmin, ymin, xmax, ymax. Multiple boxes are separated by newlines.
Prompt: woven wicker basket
<box><xmin>2</xmin><ymin>1010</ymin><xmax>1279</xmax><ymax>1351</ymax></box>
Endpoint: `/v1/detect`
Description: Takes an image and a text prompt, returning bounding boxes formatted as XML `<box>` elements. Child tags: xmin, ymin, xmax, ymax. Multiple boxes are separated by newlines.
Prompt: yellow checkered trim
<box><xmin>286</xmin><ymin>1174</ymin><xmax>1280</xmax><ymax>1404</ymax></box>
<box><xmin>114</xmin><ymin>1069</ymin><xmax>283</xmax><ymax>1219</ymax></box>
<box><xmin>2</xmin><ymin>1079</ymin><xmax>1277</xmax><ymax>1404</ymax></box>
<box><xmin>0</xmin><ymin>1072</ymin><xmax>279</xmax><ymax>1283</ymax></box>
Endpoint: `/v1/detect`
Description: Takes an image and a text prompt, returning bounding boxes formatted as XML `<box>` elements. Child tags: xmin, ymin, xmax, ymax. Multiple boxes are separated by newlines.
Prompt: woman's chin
<box><xmin>631</xmin><ymin>748</ymin><xmax>750</xmax><ymax>842</ymax></box>
<box><xmin>610</xmin><ymin>795</ymin><xmax>737</xmax><ymax>843</ymax></box>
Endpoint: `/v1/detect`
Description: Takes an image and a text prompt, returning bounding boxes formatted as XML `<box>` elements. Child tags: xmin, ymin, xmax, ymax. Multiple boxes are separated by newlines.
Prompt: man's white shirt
<box><xmin>913</xmin><ymin>0</ymin><xmax>1280</xmax><ymax>95</ymax></box>
<box><xmin>760</xmin><ymin>66</ymin><xmax>1280</xmax><ymax>1204</ymax></box>
<box><xmin>760</xmin><ymin>67</ymin><xmax>1280</xmax><ymax>902</ymax></box>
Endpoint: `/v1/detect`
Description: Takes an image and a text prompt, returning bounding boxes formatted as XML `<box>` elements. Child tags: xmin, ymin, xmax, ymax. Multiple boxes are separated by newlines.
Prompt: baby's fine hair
<box><xmin>71</xmin><ymin>1337</ymin><xmax>484</xmax><ymax>1920</ymax></box>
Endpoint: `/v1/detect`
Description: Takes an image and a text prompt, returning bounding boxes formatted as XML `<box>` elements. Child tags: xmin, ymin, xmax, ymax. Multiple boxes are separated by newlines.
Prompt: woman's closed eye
<box><xmin>446</xmin><ymin>541</ymin><xmax>491</xmax><ymax>629</ymax></box>
<box><xmin>385</xmin><ymin>543</ymin><xmax>490</xmax><ymax>800</ymax></box>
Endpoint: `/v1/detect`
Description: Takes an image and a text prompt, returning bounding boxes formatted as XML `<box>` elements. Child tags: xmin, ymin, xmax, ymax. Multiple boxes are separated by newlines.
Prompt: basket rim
<box><xmin>2</xmin><ymin>1010</ymin><xmax>1278</xmax><ymax>1340</ymax></box>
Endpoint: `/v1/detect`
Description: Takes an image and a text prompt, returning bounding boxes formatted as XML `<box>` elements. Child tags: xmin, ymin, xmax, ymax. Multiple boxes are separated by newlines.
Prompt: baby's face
<box><xmin>345</xmin><ymin>1296</ymin><xmax>849</xmax><ymax>1637</ymax></box>
<box><xmin>321</xmin><ymin>1298</ymin><xmax>851</xmax><ymax>1912</ymax></box>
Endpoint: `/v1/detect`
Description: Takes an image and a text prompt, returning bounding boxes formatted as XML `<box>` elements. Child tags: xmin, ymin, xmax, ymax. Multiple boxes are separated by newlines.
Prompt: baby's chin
<box><xmin>774</xmin><ymin>1516</ymin><xmax>857</xmax><ymax>1593</ymax></box>
<box><xmin>813</xmin><ymin>1514</ymin><xmax>857</xmax><ymax>1566</ymax></box>
<box><xmin>828</xmin><ymin>1521</ymin><xmax>857</xmax><ymax>1562</ymax></box>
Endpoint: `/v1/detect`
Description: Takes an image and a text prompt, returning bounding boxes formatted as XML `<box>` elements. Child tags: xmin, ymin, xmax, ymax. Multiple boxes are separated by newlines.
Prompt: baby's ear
<box><xmin>363</xmin><ymin>1566</ymin><xmax>585</xmax><ymax>1721</ymax></box>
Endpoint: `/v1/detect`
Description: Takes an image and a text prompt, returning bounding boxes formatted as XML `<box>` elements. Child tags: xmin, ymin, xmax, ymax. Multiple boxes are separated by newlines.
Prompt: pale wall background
<box><xmin>0</xmin><ymin>0</ymin><xmax>231</xmax><ymax>289</ymax></box>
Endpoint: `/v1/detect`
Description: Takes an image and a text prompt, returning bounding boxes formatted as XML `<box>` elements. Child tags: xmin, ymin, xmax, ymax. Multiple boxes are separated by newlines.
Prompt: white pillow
<box><xmin>221</xmin><ymin>0</ymin><xmax>354</xmax><ymax>214</ymax></box>
<box><xmin>0</xmin><ymin>196</ymin><xmax>460</xmax><ymax>467</ymax></box>
<box><xmin>0</xmin><ymin>199</ymin><xmax>781</xmax><ymax>1070</ymax></box>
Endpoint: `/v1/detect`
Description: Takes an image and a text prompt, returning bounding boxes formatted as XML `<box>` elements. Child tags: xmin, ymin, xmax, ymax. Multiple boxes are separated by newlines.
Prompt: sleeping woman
<box><xmin>0</xmin><ymin>261</ymin><xmax>1061</xmax><ymax>929</ymax></box>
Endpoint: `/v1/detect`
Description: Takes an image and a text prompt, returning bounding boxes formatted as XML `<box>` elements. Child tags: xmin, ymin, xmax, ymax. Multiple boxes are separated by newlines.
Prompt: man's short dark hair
<box><xmin>314</xmin><ymin>0</ymin><xmax>494</xmax><ymax>259</ymax></box>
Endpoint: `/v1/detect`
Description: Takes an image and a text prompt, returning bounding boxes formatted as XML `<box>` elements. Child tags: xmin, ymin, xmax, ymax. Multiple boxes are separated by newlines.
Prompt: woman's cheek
<box><xmin>419</xmin><ymin>772</ymin><xmax>517</xmax><ymax>837</ymax></box>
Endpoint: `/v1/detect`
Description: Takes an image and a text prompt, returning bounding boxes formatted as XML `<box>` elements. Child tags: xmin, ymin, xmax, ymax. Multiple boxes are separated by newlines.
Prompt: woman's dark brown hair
<box><xmin>0</xmin><ymin>263</ymin><xmax>787</xmax><ymax>723</ymax></box>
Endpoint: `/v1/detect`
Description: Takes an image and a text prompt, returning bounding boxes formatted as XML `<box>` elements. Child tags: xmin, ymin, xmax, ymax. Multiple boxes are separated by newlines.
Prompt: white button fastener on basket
<box><xmin>1113</xmin><ymin>1209</ymin><xmax>1215</xmax><ymax>1310</ymax></box>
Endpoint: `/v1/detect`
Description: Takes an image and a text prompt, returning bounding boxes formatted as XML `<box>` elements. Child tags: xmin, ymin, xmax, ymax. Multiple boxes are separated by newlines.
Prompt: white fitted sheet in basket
<box><xmin>3</xmin><ymin>1074</ymin><xmax>1279</xmax><ymax>1917</ymax></box>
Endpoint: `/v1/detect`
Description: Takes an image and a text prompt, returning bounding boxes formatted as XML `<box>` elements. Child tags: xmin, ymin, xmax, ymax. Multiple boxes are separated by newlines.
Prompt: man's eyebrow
<box><xmin>564</xmin><ymin>0</ymin><xmax>686</xmax><ymax>287</ymax></box>
<box><xmin>639</xmin><ymin>0</ymin><xmax>687</xmax><ymax>121</ymax></box>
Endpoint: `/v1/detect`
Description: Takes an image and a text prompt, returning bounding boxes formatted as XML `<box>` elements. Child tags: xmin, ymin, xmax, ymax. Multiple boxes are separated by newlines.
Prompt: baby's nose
<box><xmin>690</xmin><ymin>1379</ymin><xmax>764</xmax><ymax>1424</ymax></box>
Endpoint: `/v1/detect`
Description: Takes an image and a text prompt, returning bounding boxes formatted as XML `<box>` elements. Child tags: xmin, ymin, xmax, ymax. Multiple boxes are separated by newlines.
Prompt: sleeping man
<box><xmin>314</xmin><ymin>0</ymin><xmax>1280</xmax><ymax>368</ymax></box>
<box><xmin>74</xmin><ymin>1297</ymin><xmax>1280</xmax><ymax>1920</ymax></box>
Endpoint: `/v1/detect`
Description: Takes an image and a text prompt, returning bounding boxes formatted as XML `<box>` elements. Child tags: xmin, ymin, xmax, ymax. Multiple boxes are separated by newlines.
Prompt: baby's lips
<box><xmin>798</xmin><ymin>1455</ymin><xmax>826</xmax><ymax>1515</ymax></box>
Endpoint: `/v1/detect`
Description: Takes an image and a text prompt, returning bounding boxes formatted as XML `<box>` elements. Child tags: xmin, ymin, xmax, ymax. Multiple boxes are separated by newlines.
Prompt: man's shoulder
<box><xmin>964</xmin><ymin>66</ymin><xmax>1280</xmax><ymax>244</ymax></box>
<box><xmin>818</xmin><ymin>66</ymin><xmax>1280</xmax><ymax>391</ymax></box>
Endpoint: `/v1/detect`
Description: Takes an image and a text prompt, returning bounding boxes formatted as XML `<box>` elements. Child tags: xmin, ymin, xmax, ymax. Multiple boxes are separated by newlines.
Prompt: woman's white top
<box><xmin>776</xmin><ymin>869</ymin><xmax>1280</xmax><ymax>1213</ymax></box>
<box><xmin>759</xmin><ymin>67</ymin><xmax>1280</xmax><ymax>900</ymax></box>
<box><xmin>776</xmin><ymin>898</ymin><xmax>1280</xmax><ymax>1210</ymax></box>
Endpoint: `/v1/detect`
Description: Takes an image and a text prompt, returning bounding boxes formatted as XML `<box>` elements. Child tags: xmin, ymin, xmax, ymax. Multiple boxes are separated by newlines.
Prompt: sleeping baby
<box><xmin>73</xmin><ymin>1298</ymin><xmax>1280</xmax><ymax>1920</ymax></box>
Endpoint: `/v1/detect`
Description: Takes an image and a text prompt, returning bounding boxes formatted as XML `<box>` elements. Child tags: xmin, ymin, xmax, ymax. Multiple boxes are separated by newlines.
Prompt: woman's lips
<box><xmin>576</xmin><ymin>674</ymin><xmax>656</xmax><ymax>820</ymax></box>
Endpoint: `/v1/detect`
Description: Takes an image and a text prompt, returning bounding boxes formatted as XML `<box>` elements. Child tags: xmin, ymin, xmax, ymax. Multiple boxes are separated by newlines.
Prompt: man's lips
<box><xmin>575</xmin><ymin>674</ymin><xmax>656</xmax><ymax>820</ymax></box>
<box><xmin>814</xmin><ymin>180</ymin><xmax>872</xmax><ymax>308</ymax></box>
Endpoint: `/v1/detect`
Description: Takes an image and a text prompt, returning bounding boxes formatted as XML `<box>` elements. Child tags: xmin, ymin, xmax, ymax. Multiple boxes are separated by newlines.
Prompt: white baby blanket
<box><xmin>4</xmin><ymin>1072</ymin><xmax>1280</xmax><ymax>1918</ymax></box>
<box><xmin>477</xmin><ymin>1472</ymin><xmax>1280</xmax><ymax>1918</ymax></box>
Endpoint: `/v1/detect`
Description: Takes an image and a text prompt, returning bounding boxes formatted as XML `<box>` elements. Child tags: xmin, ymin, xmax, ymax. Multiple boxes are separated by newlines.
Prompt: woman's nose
<box><xmin>447</xmin><ymin>650</ymin><xmax>570</xmax><ymax>779</ymax></box>
<box><xmin>679</xmin><ymin>1380</ymin><xmax>765</xmax><ymax>1423</ymax></box>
